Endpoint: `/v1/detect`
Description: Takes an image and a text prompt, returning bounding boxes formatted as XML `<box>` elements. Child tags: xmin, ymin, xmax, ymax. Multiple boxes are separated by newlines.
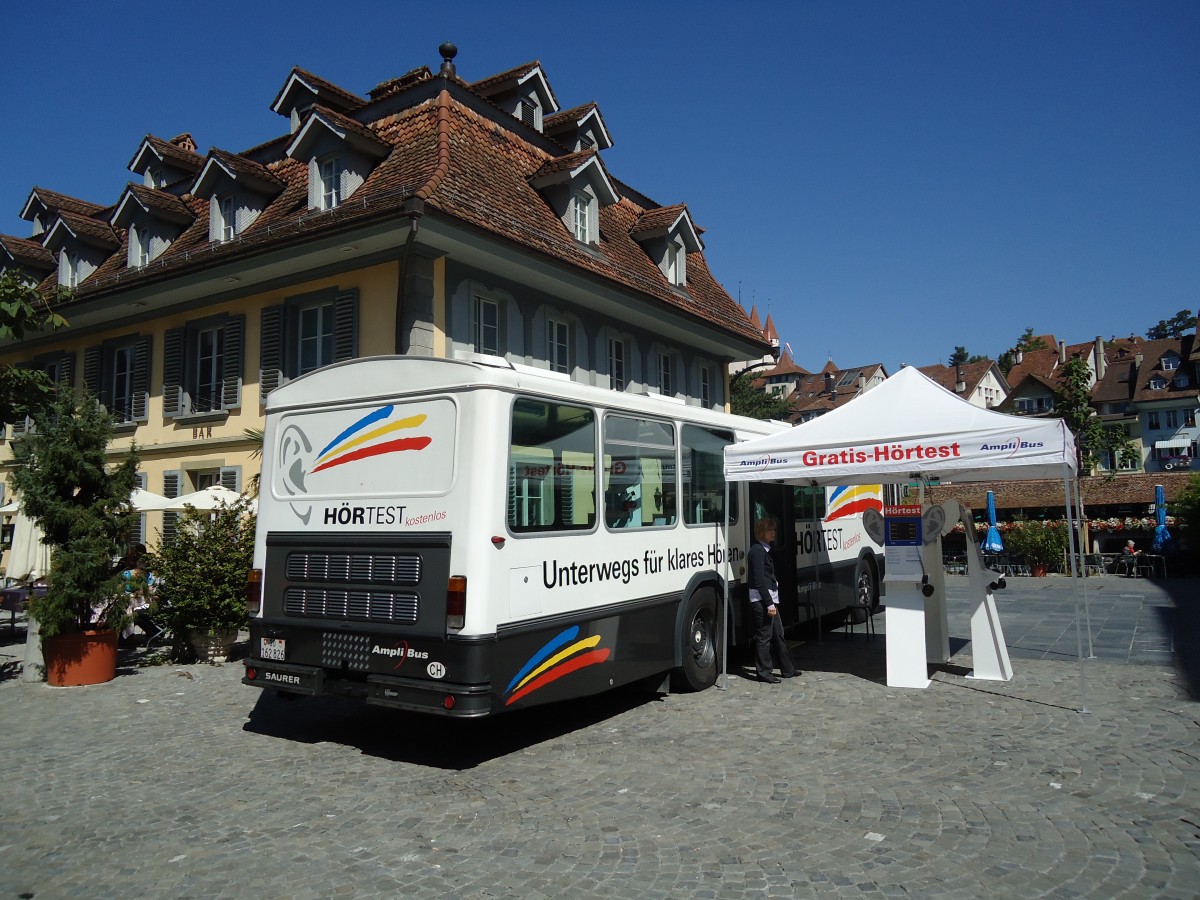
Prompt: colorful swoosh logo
<box><xmin>504</xmin><ymin>625</ymin><xmax>611</xmax><ymax>706</ymax></box>
<box><xmin>826</xmin><ymin>484</ymin><xmax>883</xmax><ymax>521</ymax></box>
<box><xmin>311</xmin><ymin>405</ymin><xmax>432</xmax><ymax>474</ymax></box>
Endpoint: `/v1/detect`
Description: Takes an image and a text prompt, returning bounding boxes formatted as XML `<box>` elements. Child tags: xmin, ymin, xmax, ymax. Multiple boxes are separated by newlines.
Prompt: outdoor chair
<box><xmin>134</xmin><ymin>608</ymin><xmax>170</xmax><ymax>650</ymax></box>
<box><xmin>842</xmin><ymin>596</ymin><xmax>876</xmax><ymax>642</ymax></box>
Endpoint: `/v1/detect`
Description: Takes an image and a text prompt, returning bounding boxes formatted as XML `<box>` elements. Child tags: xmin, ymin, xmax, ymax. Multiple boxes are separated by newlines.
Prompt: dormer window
<box><xmin>217</xmin><ymin>195</ymin><xmax>235</xmax><ymax>242</ymax></box>
<box><xmin>1150</xmin><ymin>376</ymin><xmax>1167</xmax><ymax>390</ymax></box>
<box><xmin>144</xmin><ymin>167</ymin><xmax>164</xmax><ymax>189</ymax></box>
<box><xmin>1162</xmin><ymin>354</ymin><xmax>1180</xmax><ymax>371</ymax></box>
<box><xmin>520</xmin><ymin>98</ymin><xmax>542</xmax><ymax>130</ymax></box>
<box><xmin>60</xmin><ymin>250</ymin><xmax>79</xmax><ymax>288</ymax></box>
<box><xmin>1176</xmin><ymin>373</ymin><xmax>1191</xmax><ymax>388</ymax></box>
<box><xmin>131</xmin><ymin>225</ymin><xmax>150</xmax><ymax>268</ymax></box>
<box><xmin>665</xmin><ymin>238</ymin><xmax>686</xmax><ymax>286</ymax></box>
<box><xmin>319</xmin><ymin>156</ymin><xmax>342</xmax><ymax>210</ymax></box>
<box><xmin>571</xmin><ymin>189</ymin><xmax>594</xmax><ymax>243</ymax></box>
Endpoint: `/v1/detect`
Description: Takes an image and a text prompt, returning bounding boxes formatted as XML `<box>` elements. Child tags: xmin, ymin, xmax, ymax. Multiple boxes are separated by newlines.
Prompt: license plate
<box><xmin>260</xmin><ymin>637</ymin><xmax>286</xmax><ymax>661</ymax></box>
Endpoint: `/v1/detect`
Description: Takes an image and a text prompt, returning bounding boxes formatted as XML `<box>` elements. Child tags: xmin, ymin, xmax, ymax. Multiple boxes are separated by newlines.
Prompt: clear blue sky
<box><xmin>2</xmin><ymin>1</ymin><xmax>1196</xmax><ymax>374</ymax></box>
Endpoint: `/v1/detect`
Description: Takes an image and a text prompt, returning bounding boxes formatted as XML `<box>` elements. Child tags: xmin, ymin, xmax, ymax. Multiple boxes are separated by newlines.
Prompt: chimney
<box><xmin>170</xmin><ymin>133</ymin><xmax>197</xmax><ymax>153</ymax></box>
<box><xmin>858</xmin><ymin>375</ymin><xmax>867</xmax><ymax>392</ymax></box>
<box><xmin>1135</xmin><ymin>352</ymin><xmax>1144</xmax><ymax>367</ymax></box>
<box><xmin>1058</xmin><ymin>340</ymin><xmax>1066</xmax><ymax>364</ymax></box>
<box><xmin>1015</xmin><ymin>349</ymin><xmax>1023</xmax><ymax>364</ymax></box>
<box><xmin>823</xmin><ymin>372</ymin><xmax>833</xmax><ymax>392</ymax></box>
<box><xmin>955</xmin><ymin>362</ymin><xmax>966</xmax><ymax>393</ymax></box>
<box><xmin>1094</xmin><ymin>336</ymin><xmax>1106</xmax><ymax>379</ymax></box>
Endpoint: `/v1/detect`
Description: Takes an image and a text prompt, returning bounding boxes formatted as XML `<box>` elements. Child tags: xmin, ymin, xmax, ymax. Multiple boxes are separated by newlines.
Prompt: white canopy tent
<box><xmin>722</xmin><ymin>366</ymin><xmax>1090</xmax><ymax>703</ymax></box>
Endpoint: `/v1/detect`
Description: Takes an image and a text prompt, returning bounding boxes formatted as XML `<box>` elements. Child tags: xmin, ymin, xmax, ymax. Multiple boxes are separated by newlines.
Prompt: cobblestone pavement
<box><xmin>1</xmin><ymin>576</ymin><xmax>1197</xmax><ymax>898</ymax></box>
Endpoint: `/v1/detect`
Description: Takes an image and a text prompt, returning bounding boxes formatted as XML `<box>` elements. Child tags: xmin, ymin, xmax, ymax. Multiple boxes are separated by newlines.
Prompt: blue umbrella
<box><xmin>982</xmin><ymin>490</ymin><xmax>1004</xmax><ymax>553</ymax></box>
<box><xmin>1152</xmin><ymin>483</ymin><xmax>1172</xmax><ymax>552</ymax></box>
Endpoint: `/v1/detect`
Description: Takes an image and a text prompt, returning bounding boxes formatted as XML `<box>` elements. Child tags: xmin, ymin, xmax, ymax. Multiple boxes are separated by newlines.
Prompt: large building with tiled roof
<box><xmin>916</xmin><ymin>359</ymin><xmax>1009</xmax><ymax>409</ymax></box>
<box><xmin>788</xmin><ymin>360</ymin><xmax>888</xmax><ymax>423</ymax></box>
<box><xmin>0</xmin><ymin>42</ymin><xmax>769</xmax><ymax>543</ymax></box>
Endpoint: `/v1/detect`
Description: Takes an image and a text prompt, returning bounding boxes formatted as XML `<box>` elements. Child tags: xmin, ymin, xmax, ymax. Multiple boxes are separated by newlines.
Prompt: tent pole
<box><xmin>1062</xmin><ymin>464</ymin><xmax>1089</xmax><ymax>714</ymax></box>
<box><xmin>1072</xmin><ymin>474</ymin><xmax>1095</xmax><ymax>657</ymax></box>
<box><xmin>811</xmin><ymin>483</ymin><xmax>822</xmax><ymax>643</ymax></box>
<box><xmin>719</xmin><ymin>478</ymin><xmax>731</xmax><ymax>690</ymax></box>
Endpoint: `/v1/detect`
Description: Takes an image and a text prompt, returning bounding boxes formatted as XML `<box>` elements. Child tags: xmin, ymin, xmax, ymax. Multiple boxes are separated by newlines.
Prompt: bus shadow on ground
<box><xmin>242</xmin><ymin>679</ymin><xmax>666</xmax><ymax>769</ymax></box>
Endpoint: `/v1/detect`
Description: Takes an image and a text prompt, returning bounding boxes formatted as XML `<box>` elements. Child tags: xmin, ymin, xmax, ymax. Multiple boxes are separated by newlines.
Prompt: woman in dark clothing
<box><xmin>746</xmin><ymin>517</ymin><xmax>798</xmax><ymax>684</ymax></box>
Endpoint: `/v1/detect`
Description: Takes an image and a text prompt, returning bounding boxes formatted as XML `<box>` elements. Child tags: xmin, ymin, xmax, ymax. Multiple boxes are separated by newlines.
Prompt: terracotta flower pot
<box><xmin>42</xmin><ymin>629</ymin><xmax>119</xmax><ymax>687</ymax></box>
<box><xmin>1031</xmin><ymin>563</ymin><xmax>1049</xmax><ymax>577</ymax></box>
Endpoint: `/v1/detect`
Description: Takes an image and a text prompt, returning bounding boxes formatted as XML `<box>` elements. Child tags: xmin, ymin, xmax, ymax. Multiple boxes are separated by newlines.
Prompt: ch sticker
<box><xmin>427</xmin><ymin>661</ymin><xmax>446</xmax><ymax>679</ymax></box>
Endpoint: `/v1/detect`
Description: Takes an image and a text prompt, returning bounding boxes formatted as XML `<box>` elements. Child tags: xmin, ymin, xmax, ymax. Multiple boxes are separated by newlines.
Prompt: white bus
<box><xmin>243</xmin><ymin>356</ymin><xmax>883</xmax><ymax>717</ymax></box>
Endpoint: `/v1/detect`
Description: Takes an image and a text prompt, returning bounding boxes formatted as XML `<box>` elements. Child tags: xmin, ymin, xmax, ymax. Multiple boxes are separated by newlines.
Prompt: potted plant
<box><xmin>10</xmin><ymin>389</ymin><xmax>139</xmax><ymax>685</ymax></box>
<box><xmin>1004</xmin><ymin>521</ymin><xmax>1069</xmax><ymax>576</ymax></box>
<box><xmin>147</xmin><ymin>497</ymin><xmax>255</xmax><ymax>663</ymax></box>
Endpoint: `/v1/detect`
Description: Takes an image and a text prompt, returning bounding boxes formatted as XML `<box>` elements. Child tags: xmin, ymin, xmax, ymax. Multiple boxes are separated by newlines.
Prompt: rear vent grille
<box><xmin>286</xmin><ymin>552</ymin><xmax>421</xmax><ymax>585</ymax></box>
<box><xmin>285</xmin><ymin>588</ymin><xmax>419</xmax><ymax>624</ymax></box>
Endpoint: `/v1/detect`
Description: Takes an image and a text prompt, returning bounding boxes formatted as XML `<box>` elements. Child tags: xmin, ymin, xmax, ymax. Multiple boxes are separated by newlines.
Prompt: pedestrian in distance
<box><xmin>1122</xmin><ymin>539</ymin><xmax>1142</xmax><ymax>577</ymax></box>
<box><xmin>747</xmin><ymin>516</ymin><xmax>798</xmax><ymax>684</ymax></box>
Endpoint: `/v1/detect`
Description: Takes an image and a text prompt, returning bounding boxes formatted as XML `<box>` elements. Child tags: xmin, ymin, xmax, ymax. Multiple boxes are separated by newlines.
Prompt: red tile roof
<box><xmin>0</xmin><ymin>234</ymin><xmax>54</xmax><ymax>269</ymax></box>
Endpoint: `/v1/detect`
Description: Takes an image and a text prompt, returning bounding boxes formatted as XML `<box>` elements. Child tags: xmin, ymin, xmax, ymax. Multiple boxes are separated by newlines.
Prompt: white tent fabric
<box><xmin>129</xmin><ymin>487</ymin><xmax>170</xmax><ymax>511</ymax></box>
<box><xmin>724</xmin><ymin>365</ymin><xmax>1077</xmax><ymax>485</ymax></box>
<box><xmin>8</xmin><ymin>507</ymin><xmax>51</xmax><ymax>583</ymax></box>
<box><xmin>163</xmin><ymin>485</ymin><xmax>249</xmax><ymax>512</ymax></box>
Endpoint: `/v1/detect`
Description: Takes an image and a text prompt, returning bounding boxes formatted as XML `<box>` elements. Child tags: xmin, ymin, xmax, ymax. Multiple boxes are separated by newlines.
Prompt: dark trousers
<box><xmin>750</xmin><ymin>602</ymin><xmax>795</xmax><ymax>680</ymax></box>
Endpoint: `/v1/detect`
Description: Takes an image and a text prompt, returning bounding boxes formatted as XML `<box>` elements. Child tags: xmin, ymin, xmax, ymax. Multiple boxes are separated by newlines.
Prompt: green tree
<box><xmin>10</xmin><ymin>389</ymin><xmax>139</xmax><ymax>638</ymax></box>
<box><xmin>949</xmin><ymin>346</ymin><xmax>990</xmax><ymax>366</ymax></box>
<box><xmin>1172</xmin><ymin>474</ymin><xmax>1200</xmax><ymax>570</ymax></box>
<box><xmin>1146</xmin><ymin>309</ymin><xmax>1196</xmax><ymax>340</ymax></box>
<box><xmin>0</xmin><ymin>269</ymin><xmax>69</xmax><ymax>424</ymax></box>
<box><xmin>729</xmin><ymin>370</ymin><xmax>791</xmax><ymax>420</ymax></box>
<box><xmin>997</xmin><ymin>327</ymin><xmax>1049</xmax><ymax>376</ymax></box>
<box><xmin>1055</xmin><ymin>357</ymin><xmax>1136</xmax><ymax>476</ymax></box>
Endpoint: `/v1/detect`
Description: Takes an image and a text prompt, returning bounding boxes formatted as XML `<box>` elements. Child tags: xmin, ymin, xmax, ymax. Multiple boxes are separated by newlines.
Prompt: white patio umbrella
<box><xmin>129</xmin><ymin>487</ymin><xmax>170</xmax><ymax>511</ymax></box>
<box><xmin>8</xmin><ymin>507</ymin><xmax>52</xmax><ymax>583</ymax></box>
<box><xmin>0</xmin><ymin>500</ymin><xmax>19</xmax><ymax>514</ymax></box>
<box><xmin>162</xmin><ymin>485</ymin><xmax>249</xmax><ymax>512</ymax></box>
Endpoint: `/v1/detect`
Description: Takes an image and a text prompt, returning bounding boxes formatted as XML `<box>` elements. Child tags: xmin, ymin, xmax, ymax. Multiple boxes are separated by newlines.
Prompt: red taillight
<box><xmin>246</xmin><ymin>666</ymin><xmax>257</xmax><ymax>680</ymax></box>
<box><xmin>246</xmin><ymin>568</ymin><xmax>262</xmax><ymax>616</ymax></box>
<box><xmin>447</xmin><ymin>575</ymin><xmax>466</xmax><ymax>629</ymax></box>
<box><xmin>443</xmin><ymin>694</ymin><xmax>456</xmax><ymax>710</ymax></box>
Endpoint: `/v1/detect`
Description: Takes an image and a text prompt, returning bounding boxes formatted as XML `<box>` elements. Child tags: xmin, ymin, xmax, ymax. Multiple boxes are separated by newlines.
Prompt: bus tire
<box><xmin>671</xmin><ymin>587</ymin><xmax>720</xmax><ymax>692</ymax></box>
<box><xmin>855</xmin><ymin>557</ymin><xmax>879</xmax><ymax>614</ymax></box>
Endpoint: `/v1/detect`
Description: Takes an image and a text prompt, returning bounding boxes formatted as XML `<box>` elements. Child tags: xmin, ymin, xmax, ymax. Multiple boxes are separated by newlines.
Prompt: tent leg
<box><xmin>719</xmin><ymin>480</ymin><xmax>731</xmax><ymax>691</ymax></box>
<box><xmin>1063</xmin><ymin>466</ymin><xmax>1089</xmax><ymax>714</ymax></box>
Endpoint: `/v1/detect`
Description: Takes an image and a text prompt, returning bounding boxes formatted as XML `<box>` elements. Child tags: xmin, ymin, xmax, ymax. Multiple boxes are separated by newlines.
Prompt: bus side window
<box><xmin>603</xmin><ymin>415</ymin><xmax>676</xmax><ymax>530</ymax></box>
<box><xmin>508</xmin><ymin>398</ymin><xmax>597</xmax><ymax>533</ymax></box>
<box><xmin>682</xmin><ymin>425</ymin><xmax>736</xmax><ymax>525</ymax></box>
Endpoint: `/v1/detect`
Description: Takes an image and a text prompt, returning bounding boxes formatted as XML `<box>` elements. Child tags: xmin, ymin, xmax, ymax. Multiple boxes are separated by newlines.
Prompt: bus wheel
<box><xmin>855</xmin><ymin>558</ymin><xmax>879</xmax><ymax>613</ymax></box>
<box><xmin>671</xmin><ymin>588</ymin><xmax>719</xmax><ymax>692</ymax></box>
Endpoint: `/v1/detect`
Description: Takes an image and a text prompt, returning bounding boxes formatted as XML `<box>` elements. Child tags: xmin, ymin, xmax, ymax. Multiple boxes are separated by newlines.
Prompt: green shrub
<box><xmin>146</xmin><ymin>498</ymin><xmax>255</xmax><ymax>649</ymax></box>
<box><xmin>1004</xmin><ymin>520</ymin><xmax>1070</xmax><ymax>567</ymax></box>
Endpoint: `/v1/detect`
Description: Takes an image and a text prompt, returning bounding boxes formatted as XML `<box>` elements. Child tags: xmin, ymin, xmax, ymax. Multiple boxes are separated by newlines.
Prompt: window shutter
<box><xmin>132</xmin><ymin>335</ymin><xmax>152</xmax><ymax>422</ymax></box>
<box><xmin>11</xmin><ymin>363</ymin><xmax>33</xmax><ymax>436</ymax></box>
<box><xmin>307</xmin><ymin>158</ymin><xmax>320</xmax><ymax>210</ymax></box>
<box><xmin>162</xmin><ymin>328</ymin><xmax>185</xmax><ymax>417</ymax></box>
<box><xmin>221</xmin><ymin>314</ymin><xmax>245</xmax><ymax>410</ymax></box>
<box><xmin>219</xmin><ymin>466</ymin><xmax>241</xmax><ymax>492</ymax></box>
<box><xmin>333</xmin><ymin>291</ymin><xmax>358</xmax><ymax>362</ymax></box>
<box><xmin>162</xmin><ymin>470</ymin><xmax>181</xmax><ymax>546</ymax></box>
<box><xmin>260</xmin><ymin>305</ymin><xmax>285</xmax><ymax>404</ymax></box>
<box><xmin>58</xmin><ymin>352</ymin><xmax>76</xmax><ymax>389</ymax></box>
<box><xmin>135</xmin><ymin>472</ymin><xmax>147</xmax><ymax>545</ymax></box>
<box><xmin>83</xmin><ymin>345</ymin><xmax>102</xmax><ymax>398</ymax></box>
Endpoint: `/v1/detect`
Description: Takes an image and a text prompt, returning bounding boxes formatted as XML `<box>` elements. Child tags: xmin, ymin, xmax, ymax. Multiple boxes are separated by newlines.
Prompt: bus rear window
<box><xmin>508</xmin><ymin>398</ymin><xmax>597</xmax><ymax>533</ymax></box>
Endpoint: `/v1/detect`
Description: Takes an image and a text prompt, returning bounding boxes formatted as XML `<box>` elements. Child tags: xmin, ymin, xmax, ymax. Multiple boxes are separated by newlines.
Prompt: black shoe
<box><xmin>780</xmin><ymin>671</ymin><xmax>799</xmax><ymax>678</ymax></box>
<box><xmin>759</xmin><ymin>675</ymin><xmax>781</xmax><ymax>684</ymax></box>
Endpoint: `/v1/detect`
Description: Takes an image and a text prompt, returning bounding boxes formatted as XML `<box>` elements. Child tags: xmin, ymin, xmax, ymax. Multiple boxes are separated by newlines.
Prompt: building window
<box><xmin>84</xmin><ymin>338</ymin><xmax>150</xmax><ymax>425</ymax></box>
<box><xmin>297</xmin><ymin>300</ymin><xmax>335</xmax><ymax>375</ymax></box>
<box><xmin>1186</xmin><ymin>409</ymin><xmax>1196</xmax><ymax>428</ymax></box>
<box><xmin>520</xmin><ymin>98</ymin><xmax>542</xmax><ymax>130</ymax></box>
<box><xmin>1150</xmin><ymin>376</ymin><xmax>1166</xmax><ymax>390</ymax></box>
<box><xmin>658</xmin><ymin>352</ymin><xmax>673</xmax><ymax>397</ymax></box>
<box><xmin>571</xmin><ymin>190</ymin><xmax>593</xmax><ymax>243</ymax></box>
<box><xmin>259</xmin><ymin>290</ymin><xmax>357</xmax><ymax>402</ymax></box>
<box><xmin>319</xmin><ymin>156</ymin><xmax>342</xmax><ymax>210</ymax></box>
<box><xmin>700</xmin><ymin>367</ymin><xmax>711</xmax><ymax>407</ymax></box>
<box><xmin>665</xmin><ymin>239</ymin><xmax>686</xmax><ymax>286</ymax></box>
<box><xmin>217</xmin><ymin>195</ymin><xmax>235</xmax><ymax>242</ymax></box>
<box><xmin>475</xmin><ymin>295</ymin><xmax>500</xmax><ymax>356</ymax></box>
<box><xmin>1176</xmin><ymin>373</ymin><xmax>1191</xmax><ymax>388</ymax></box>
<box><xmin>548</xmin><ymin>318</ymin><xmax>569</xmax><ymax>374</ymax></box>
<box><xmin>608</xmin><ymin>338</ymin><xmax>626</xmax><ymax>391</ymax></box>
<box><xmin>60</xmin><ymin>250</ymin><xmax>79</xmax><ymax>289</ymax></box>
<box><xmin>1148</xmin><ymin>411</ymin><xmax>1161</xmax><ymax>430</ymax></box>
<box><xmin>1166</xmin><ymin>410</ymin><xmax>1178</xmax><ymax>428</ymax></box>
<box><xmin>164</xmin><ymin>316</ymin><xmax>244</xmax><ymax>418</ymax></box>
<box><xmin>131</xmin><ymin>225</ymin><xmax>150</xmax><ymax>268</ymax></box>
<box><xmin>1162</xmin><ymin>355</ymin><xmax>1179</xmax><ymax>371</ymax></box>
